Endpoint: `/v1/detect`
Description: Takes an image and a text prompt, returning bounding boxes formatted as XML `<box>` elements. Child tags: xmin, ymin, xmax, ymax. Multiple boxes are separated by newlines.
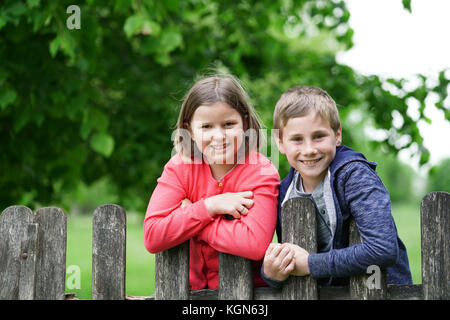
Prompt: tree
<box><xmin>1</xmin><ymin>0</ymin><xmax>448</xmax><ymax>212</ymax></box>
<box><xmin>427</xmin><ymin>158</ymin><xmax>450</xmax><ymax>193</ymax></box>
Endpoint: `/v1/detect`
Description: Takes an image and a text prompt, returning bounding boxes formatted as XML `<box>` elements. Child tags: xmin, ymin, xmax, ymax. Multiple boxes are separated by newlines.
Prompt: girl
<box><xmin>143</xmin><ymin>74</ymin><xmax>280</xmax><ymax>290</ymax></box>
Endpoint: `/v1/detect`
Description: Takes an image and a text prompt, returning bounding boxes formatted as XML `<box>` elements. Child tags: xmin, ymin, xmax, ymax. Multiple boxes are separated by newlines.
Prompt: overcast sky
<box><xmin>337</xmin><ymin>0</ymin><xmax>450</xmax><ymax>169</ymax></box>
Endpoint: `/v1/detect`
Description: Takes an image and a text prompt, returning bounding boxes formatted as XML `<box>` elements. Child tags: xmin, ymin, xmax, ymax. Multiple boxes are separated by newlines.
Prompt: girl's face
<box><xmin>188</xmin><ymin>102</ymin><xmax>245</xmax><ymax>166</ymax></box>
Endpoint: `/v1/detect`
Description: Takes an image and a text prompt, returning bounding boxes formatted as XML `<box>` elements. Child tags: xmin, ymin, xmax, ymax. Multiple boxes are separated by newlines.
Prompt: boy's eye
<box><xmin>292</xmin><ymin>137</ymin><xmax>303</xmax><ymax>142</ymax></box>
<box><xmin>314</xmin><ymin>134</ymin><xmax>325</xmax><ymax>139</ymax></box>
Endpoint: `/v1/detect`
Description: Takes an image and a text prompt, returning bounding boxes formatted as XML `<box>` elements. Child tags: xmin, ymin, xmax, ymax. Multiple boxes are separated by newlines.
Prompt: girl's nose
<box><xmin>211</xmin><ymin>127</ymin><xmax>226</xmax><ymax>141</ymax></box>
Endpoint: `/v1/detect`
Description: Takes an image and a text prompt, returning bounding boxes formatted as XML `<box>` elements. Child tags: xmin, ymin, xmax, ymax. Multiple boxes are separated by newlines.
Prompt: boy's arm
<box><xmin>308</xmin><ymin>161</ymin><xmax>399</xmax><ymax>279</ymax></box>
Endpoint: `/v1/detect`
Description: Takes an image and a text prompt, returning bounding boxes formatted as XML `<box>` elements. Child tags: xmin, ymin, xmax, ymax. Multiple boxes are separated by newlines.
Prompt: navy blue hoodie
<box><xmin>263</xmin><ymin>145</ymin><xmax>413</xmax><ymax>287</ymax></box>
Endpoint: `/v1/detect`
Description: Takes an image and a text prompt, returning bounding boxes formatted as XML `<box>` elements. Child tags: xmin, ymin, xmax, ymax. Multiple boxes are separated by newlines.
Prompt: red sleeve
<box><xmin>143</xmin><ymin>157</ymin><xmax>214</xmax><ymax>253</ymax></box>
<box><xmin>196</xmin><ymin>161</ymin><xmax>280</xmax><ymax>260</ymax></box>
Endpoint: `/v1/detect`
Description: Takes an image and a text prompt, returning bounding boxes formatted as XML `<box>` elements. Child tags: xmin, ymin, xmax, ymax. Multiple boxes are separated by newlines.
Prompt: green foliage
<box><xmin>1</xmin><ymin>0</ymin><xmax>448</xmax><ymax>212</ymax></box>
<box><xmin>427</xmin><ymin>158</ymin><xmax>450</xmax><ymax>193</ymax></box>
<box><xmin>402</xmin><ymin>0</ymin><xmax>412</xmax><ymax>13</ymax></box>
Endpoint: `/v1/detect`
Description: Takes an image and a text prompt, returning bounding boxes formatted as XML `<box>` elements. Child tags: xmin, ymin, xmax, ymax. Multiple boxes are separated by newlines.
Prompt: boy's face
<box><xmin>276</xmin><ymin>112</ymin><xmax>342</xmax><ymax>192</ymax></box>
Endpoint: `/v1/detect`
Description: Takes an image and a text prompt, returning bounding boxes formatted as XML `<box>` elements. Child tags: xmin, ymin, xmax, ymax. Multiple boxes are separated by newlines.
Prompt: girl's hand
<box><xmin>180</xmin><ymin>198</ymin><xmax>193</xmax><ymax>208</ymax></box>
<box><xmin>204</xmin><ymin>191</ymin><xmax>254</xmax><ymax>219</ymax></box>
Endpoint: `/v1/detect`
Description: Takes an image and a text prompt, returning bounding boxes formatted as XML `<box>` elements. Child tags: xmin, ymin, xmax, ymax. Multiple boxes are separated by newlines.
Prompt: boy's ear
<box><xmin>273</xmin><ymin>129</ymin><xmax>286</xmax><ymax>154</ymax></box>
<box><xmin>336</xmin><ymin>125</ymin><xmax>342</xmax><ymax>146</ymax></box>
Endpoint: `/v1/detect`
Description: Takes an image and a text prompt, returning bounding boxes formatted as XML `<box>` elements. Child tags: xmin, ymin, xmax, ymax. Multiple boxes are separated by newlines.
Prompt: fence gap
<box><xmin>219</xmin><ymin>253</ymin><xmax>253</xmax><ymax>300</ymax></box>
<box><xmin>92</xmin><ymin>204</ymin><xmax>126</xmax><ymax>300</ymax></box>
<box><xmin>155</xmin><ymin>241</ymin><xmax>190</xmax><ymax>300</ymax></box>
<box><xmin>420</xmin><ymin>191</ymin><xmax>450</xmax><ymax>300</ymax></box>
<box><xmin>281</xmin><ymin>197</ymin><xmax>318</xmax><ymax>300</ymax></box>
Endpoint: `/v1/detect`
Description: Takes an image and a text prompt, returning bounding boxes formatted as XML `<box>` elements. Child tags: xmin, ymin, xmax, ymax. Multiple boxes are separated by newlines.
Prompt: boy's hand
<box><xmin>263</xmin><ymin>243</ymin><xmax>295</xmax><ymax>281</ymax></box>
<box><xmin>284</xmin><ymin>243</ymin><xmax>310</xmax><ymax>276</ymax></box>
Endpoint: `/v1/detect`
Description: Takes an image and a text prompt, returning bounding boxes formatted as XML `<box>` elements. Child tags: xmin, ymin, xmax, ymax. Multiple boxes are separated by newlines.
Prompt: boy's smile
<box><xmin>276</xmin><ymin>112</ymin><xmax>342</xmax><ymax>193</ymax></box>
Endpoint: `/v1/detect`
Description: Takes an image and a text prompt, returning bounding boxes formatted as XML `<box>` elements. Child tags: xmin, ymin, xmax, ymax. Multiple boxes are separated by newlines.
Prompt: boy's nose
<box><xmin>302</xmin><ymin>140</ymin><xmax>317</xmax><ymax>155</ymax></box>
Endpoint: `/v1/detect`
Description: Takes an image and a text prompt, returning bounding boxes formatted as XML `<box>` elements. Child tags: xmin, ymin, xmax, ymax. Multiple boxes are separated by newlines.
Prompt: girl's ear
<box><xmin>183</xmin><ymin>122</ymin><xmax>194</xmax><ymax>141</ymax></box>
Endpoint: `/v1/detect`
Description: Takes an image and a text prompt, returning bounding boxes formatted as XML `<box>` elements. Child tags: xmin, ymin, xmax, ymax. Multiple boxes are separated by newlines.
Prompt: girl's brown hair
<box><xmin>174</xmin><ymin>74</ymin><xmax>263</xmax><ymax>160</ymax></box>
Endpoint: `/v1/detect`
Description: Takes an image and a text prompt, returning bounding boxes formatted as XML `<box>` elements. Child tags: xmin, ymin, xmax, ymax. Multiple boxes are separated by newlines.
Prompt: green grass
<box><xmin>65</xmin><ymin>201</ymin><xmax>421</xmax><ymax>299</ymax></box>
<box><xmin>391</xmin><ymin>202</ymin><xmax>422</xmax><ymax>284</ymax></box>
<box><xmin>66</xmin><ymin>211</ymin><xmax>155</xmax><ymax>299</ymax></box>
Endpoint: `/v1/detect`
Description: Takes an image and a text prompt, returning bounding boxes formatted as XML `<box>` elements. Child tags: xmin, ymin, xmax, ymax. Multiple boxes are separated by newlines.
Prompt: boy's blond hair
<box><xmin>273</xmin><ymin>86</ymin><xmax>340</xmax><ymax>137</ymax></box>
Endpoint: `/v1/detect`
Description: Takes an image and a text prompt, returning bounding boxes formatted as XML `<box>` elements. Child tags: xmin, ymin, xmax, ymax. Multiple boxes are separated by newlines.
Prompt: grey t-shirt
<box><xmin>287</xmin><ymin>171</ymin><xmax>333</xmax><ymax>253</ymax></box>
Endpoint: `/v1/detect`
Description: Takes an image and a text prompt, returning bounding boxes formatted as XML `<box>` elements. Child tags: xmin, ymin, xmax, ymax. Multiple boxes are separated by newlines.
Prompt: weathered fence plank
<box><xmin>92</xmin><ymin>204</ymin><xmax>127</xmax><ymax>300</ymax></box>
<box><xmin>34</xmin><ymin>207</ymin><xmax>67</xmax><ymax>300</ymax></box>
<box><xmin>0</xmin><ymin>206</ymin><xmax>34</xmax><ymax>300</ymax></box>
<box><xmin>219</xmin><ymin>253</ymin><xmax>253</xmax><ymax>300</ymax></box>
<box><xmin>155</xmin><ymin>241</ymin><xmax>190</xmax><ymax>300</ymax></box>
<box><xmin>1</xmin><ymin>191</ymin><xmax>448</xmax><ymax>300</ymax></box>
<box><xmin>281</xmin><ymin>197</ymin><xmax>318</xmax><ymax>300</ymax></box>
<box><xmin>349</xmin><ymin>219</ymin><xmax>388</xmax><ymax>300</ymax></box>
<box><xmin>420</xmin><ymin>191</ymin><xmax>450</xmax><ymax>300</ymax></box>
<box><xmin>18</xmin><ymin>223</ymin><xmax>39</xmax><ymax>300</ymax></box>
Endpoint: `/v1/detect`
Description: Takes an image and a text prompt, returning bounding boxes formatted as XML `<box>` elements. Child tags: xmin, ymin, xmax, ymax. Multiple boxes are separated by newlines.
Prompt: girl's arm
<box><xmin>143</xmin><ymin>159</ymin><xmax>214</xmax><ymax>253</ymax></box>
<box><xmin>196</xmin><ymin>164</ymin><xmax>280</xmax><ymax>261</ymax></box>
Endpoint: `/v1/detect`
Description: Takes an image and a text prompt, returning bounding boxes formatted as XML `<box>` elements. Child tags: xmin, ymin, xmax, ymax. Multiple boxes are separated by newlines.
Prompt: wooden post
<box><xmin>34</xmin><ymin>207</ymin><xmax>67</xmax><ymax>300</ymax></box>
<box><xmin>219</xmin><ymin>253</ymin><xmax>253</xmax><ymax>300</ymax></box>
<box><xmin>92</xmin><ymin>204</ymin><xmax>127</xmax><ymax>300</ymax></box>
<box><xmin>0</xmin><ymin>206</ymin><xmax>35</xmax><ymax>300</ymax></box>
<box><xmin>18</xmin><ymin>223</ymin><xmax>39</xmax><ymax>300</ymax></box>
<box><xmin>281</xmin><ymin>197</ymin><xmax>318</xmax><ymax>300</ymax></box>
<box><xmin>421</xmin><ymin>191</ymin><xmax>450</xmax><ymax>300</ymax></box>
<box><xmin>349</xmin><ymin>219</ymin><xmax>387</xmax><ymax>300</ymax></box>
<box><xmin>155</xmin><ymin>241</ymin><xmax>190</xmax><ymax>300</ymax></box>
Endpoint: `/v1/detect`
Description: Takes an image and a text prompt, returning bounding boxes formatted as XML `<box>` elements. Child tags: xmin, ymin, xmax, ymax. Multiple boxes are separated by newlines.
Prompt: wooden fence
<box><xmin>0</xmin><ymin>192</ymin><xmax>448</xmax><ymax>300</ymax></box>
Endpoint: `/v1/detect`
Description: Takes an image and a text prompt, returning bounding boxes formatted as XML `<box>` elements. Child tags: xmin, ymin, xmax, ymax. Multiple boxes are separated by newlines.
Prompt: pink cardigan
<box><xmin>144</xmin><ymin>151</ymin><xmax>280</xmax><ymax>290</ymax></box>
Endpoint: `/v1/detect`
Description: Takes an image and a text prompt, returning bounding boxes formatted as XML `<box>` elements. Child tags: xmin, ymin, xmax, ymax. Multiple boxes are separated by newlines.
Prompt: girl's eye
<box><xmin>225</xmin><ymin>122</ymin><xmax>235</xmax><ymax>127</ymax></box>
<box><xmin>202</xmin><ymin>125</ymin><xmax>211</xmax><ymax>129</ymax></box>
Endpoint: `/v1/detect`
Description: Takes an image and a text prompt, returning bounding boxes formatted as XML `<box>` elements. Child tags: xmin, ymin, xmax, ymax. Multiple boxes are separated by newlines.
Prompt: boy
<box><xmin>261</xmin><ymin>86</ymin><xmax>412</xmax><ymax>287</ymax></box>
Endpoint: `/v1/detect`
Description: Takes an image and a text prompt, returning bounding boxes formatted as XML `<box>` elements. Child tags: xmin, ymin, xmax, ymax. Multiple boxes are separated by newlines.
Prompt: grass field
<box><xmin>66</xmin><ymin>211</ymin><xmax>155</xmax><ymax>299</ymax></box>
<box><xmin>65</xmin><ymin>202</ymin><xmax>421</xmax><ymax>299</ymax></box>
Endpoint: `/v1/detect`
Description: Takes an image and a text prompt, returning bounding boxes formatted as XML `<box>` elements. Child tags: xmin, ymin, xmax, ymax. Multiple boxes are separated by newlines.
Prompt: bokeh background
<box><xmin>1</xmin><ymin>0</ymin><xmax>449</xmax><ymax>299</ymax></box>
